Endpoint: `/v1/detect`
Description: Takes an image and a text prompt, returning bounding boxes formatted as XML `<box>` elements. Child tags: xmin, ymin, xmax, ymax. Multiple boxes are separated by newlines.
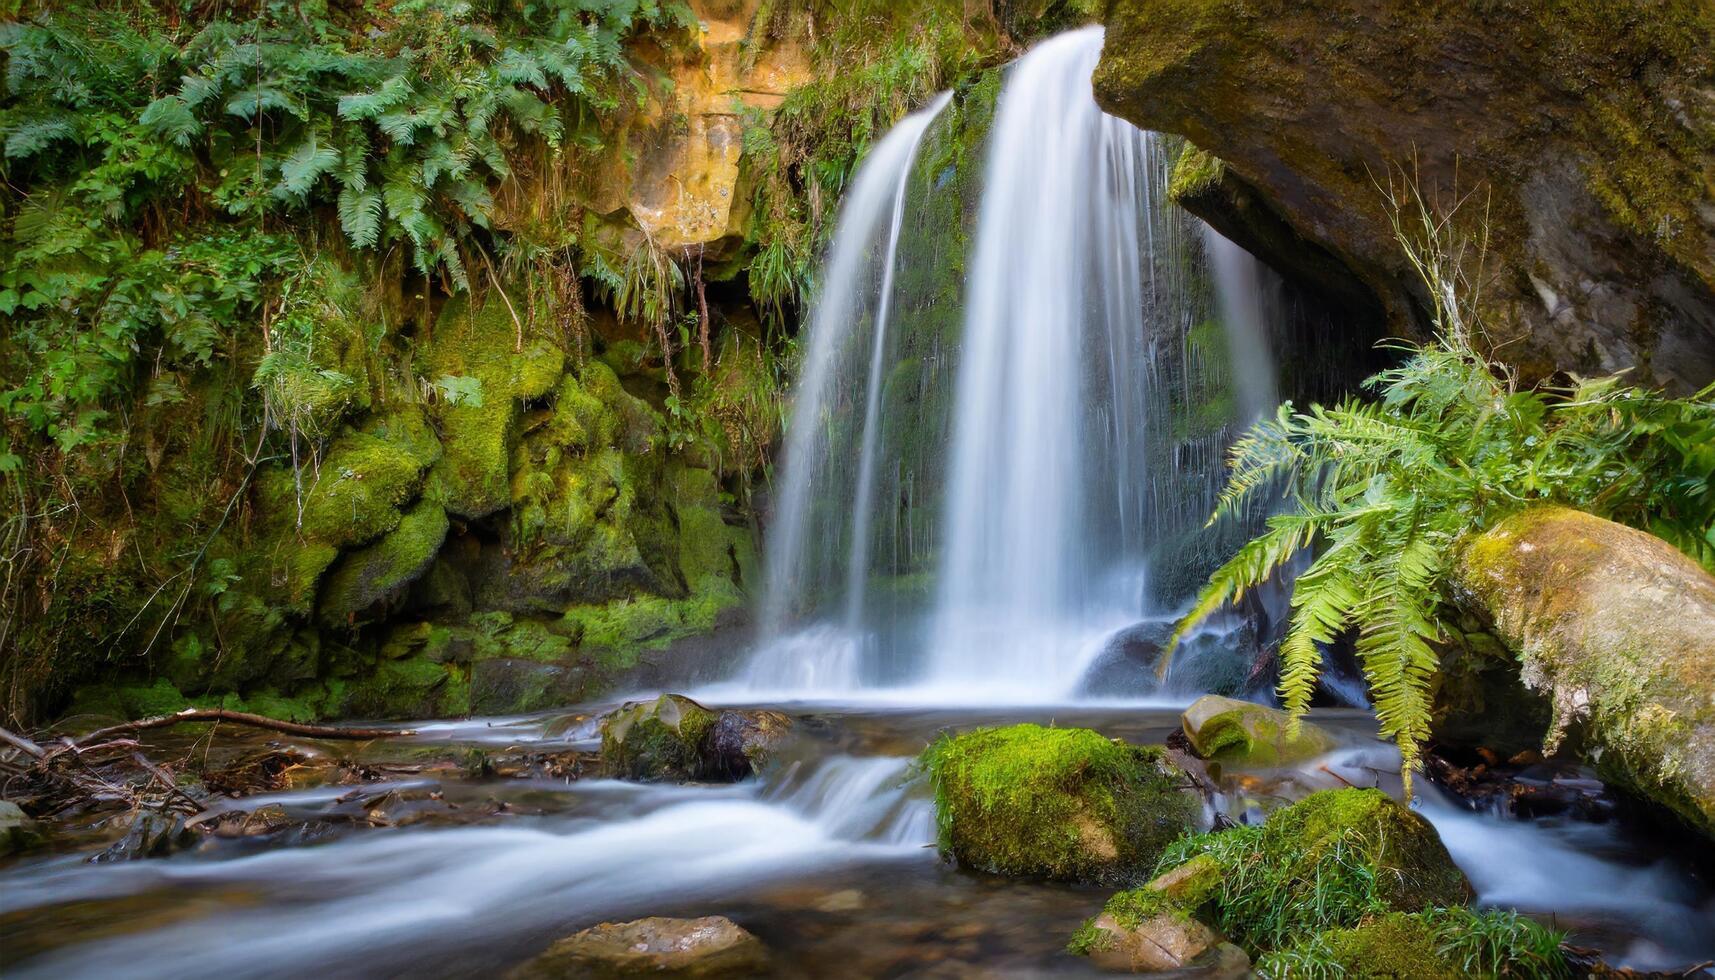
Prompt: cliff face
<box><xmin>1094</xmin><ymin>0</ymin><xmax>1715</xmax><ymax>392</ymax></box>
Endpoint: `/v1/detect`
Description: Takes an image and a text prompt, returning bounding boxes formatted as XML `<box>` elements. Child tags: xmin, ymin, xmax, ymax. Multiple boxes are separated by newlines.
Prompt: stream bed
<box><xmin>3</xmin><ymin>702</ymin><xmax>1713</xmax><ymax>977</ymax></box>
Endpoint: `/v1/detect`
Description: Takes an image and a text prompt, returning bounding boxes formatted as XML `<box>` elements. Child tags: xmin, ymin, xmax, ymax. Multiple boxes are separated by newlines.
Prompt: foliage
<box><xmin>1254</xmin><ymin>908</ymin><xmax>1570</xmax><ymax>979</ymax></box>
<box><xmin>1171</xmin><ymin>183</ymin><xmax>1715</xmax><ymax>787</ymax></box>
<box><xmin>1154</xmin><ymin>789</ymin><xmax>1469</xmax><ymax>955</ymax></box>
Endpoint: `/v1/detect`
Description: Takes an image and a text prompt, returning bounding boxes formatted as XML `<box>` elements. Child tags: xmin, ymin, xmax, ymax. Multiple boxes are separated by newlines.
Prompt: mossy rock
<box><xmin>510</xmin><ymin>915</ymin><xmax>769</xmax><ymax>979</ymax></box>
<box><xmin>1456</xmin><ymin>506</ymin><xmax>1715</xmax><ymax>837</ymax></box>
<box><xmin>919</xmin><ymin>724</ymin><xmax>1199</xmax><ymax>882</ymax></box>
<box><xmin>599</xmin><ymin>694</ymin><xmax>790</xmax><ymax>782</ymax></box>
<box><xmin>341</xmin><ymin>654</ymin><xmax>470</xmax><ymax>720</ymax></box>
<box><xmin>1181</xmin><ymin>694</ymin><xmax>1337</xmax><ymax>769</ymax></box>
<box><xmin>1153</xmin><ymin>788</ymin><xmax>1471</xmax><ymax>953</ymax></box>
<box><xmin>317</xmin><ymin>499</ymin><xmax>450</xmax><ymax>624</ymax></box>
<box><xmin>1255</xmin><ymin>909</ymin><xmax>1571</xmax><ymax>979</ymax></box>
<box><xmin>296</xmin><ymin>432</ymin><xmax>429</xmax><ymax>548</ymax></box>
<box><xmin>0</xmin><ymin>801</ymin><xmax>46</xmax><ymax>857</ymax></box>
<box><xmin>1068</xmin><ymin>881</ymin><xmax>1245</xmax><ymax>973</ymax></box>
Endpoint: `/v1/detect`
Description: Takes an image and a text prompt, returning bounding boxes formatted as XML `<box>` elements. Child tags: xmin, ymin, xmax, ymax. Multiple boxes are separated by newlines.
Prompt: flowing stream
<box><xmin>4</xmin><ymin>26</ymin><xmax>1713</xmax><ymax>979</ymax></box>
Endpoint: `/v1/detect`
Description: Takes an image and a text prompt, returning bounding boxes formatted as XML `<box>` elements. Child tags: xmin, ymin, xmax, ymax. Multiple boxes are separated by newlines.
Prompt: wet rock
<box><xmin>510</xmin><ymin>915</ymin><xmax>768</xmax><ymax>979</ymax></box>
<box><xmin>92</xmin><ymin>809</ymin><xmax>198</xmax><ymax>862</ymax></box>
<box><xmin>599</xmin><ymin>694</ymin><xmax>791</xmax><ymax>782</ymax></box>
<box><xmin>1074</xmin><ymin>621</ymin><xmax>1170</xmax><ymax>698</ymax></box>
<box><xmin>1070</xmin><ymin>887</ymin><xmax>1228</xmax><ymax>972</ymax></box>
<box><xmin>919</xmin><ymin>723</ymin><xmax>1199</xmax><ymax>882</ymax></box>
<box><xmin>1180</xmin><ymin>695</ymin><xmax>1337</xmax><ymax>768</ymax></box>
<box><xmin>0</xmin><ymin>800</ymin><xmax>45</xmax><ymax>856</ymax></box>
<box><xmin>1455</xmin><ymin>506</ymin><xmax>1715</xmax><ymax>838</ymax></box>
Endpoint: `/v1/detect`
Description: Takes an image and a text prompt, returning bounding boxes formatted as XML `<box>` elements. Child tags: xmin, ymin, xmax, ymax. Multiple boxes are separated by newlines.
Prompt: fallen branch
<box><xmin>74</xmin><ymin>709</ymin><xmax>415</xmax><ymax>748</ymax></box>
<box><xmin>0</xmin><ymin>724</ymin><xmax>46</xmax><ymax>760</ymax></box>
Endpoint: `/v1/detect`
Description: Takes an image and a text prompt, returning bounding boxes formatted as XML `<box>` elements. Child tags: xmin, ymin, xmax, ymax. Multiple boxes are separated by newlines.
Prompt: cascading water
<box><xmin>739</xmin><ymin>26</ymin><xmax>1281</xmax><ymax>699</ymax></box>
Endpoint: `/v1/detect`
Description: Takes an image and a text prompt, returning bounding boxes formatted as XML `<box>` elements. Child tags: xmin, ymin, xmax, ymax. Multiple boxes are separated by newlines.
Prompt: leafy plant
<box><xmin>1171</xmin><ymin>187</ymin><xmax>1715</xmax><ymax>788</ymax></box>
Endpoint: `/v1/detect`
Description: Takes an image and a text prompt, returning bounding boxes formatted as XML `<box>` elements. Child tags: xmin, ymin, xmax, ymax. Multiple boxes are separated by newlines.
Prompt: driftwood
<box><xmin>71</xmin><ymin>708</ymin><xmax>415</xmax><ymax>747</ymax></box>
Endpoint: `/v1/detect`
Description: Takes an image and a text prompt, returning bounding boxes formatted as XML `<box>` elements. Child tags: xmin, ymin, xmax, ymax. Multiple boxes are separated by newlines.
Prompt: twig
<box><xmin>0</xmin><ymin>724</ymin><xmax>46</xmax><ymax>760</ymax></box>
<box><xmin>74</xmin><ymin>709</ymin><xmax>414</xmax><ymax>748</ymax></box>
<box><xmin>131</xmin><ymin>752</ymin><xmax>206</xmax><ymax>814</ymax></box>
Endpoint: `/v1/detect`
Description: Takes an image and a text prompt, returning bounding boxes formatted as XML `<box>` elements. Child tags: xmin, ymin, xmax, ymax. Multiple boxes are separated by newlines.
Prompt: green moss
<box><xmin>1168</xmin><ymin>144</ymin><xmax>1226</xmax><ymax>204</ymax></box>
<box><xmin>919</xmin><ymin>724</ymin><xmax>1197</xmax><ymax>881</ymax></box>
<box><xmin>1257</xmin><ymin>909</ymin><xmax>1570</xmax><ymax>980</ymax></box>
<box><xmin>1155</xmin><ymin>788</ymin><xmax>1470</xmax><ymax>954</ymax></box>
<box><xmin>118</xmin><ymin>678</ymin><xmax>190</xmax><ymax>718</ymax></box>
<box><xmin>317</xmin><ymin>499</ymin><xmax>450</xmax><ymax>624</ymax></box>
<box><xmin>341</xmin><ymin>654</ymin><xmax>469</xmax><ymax>719</ymax></box>
<box><xmin>468</xmin><ymin>611</ymin><xmax>576</xmax><ymax>663</ymax></box>
<box><xmin>600</xmin><ymin>693</ymin><xmax>718</xmax><ymax>781</ymax></box>
<box><xmin>297</xmin><ymin>432</ymin><xmax>429</xmax><ymax>548</ymax></box>
<box><xmin>1067</xmin><ymin>886</ymin><xmax>1192</xmax><ymax>955</ymax></box>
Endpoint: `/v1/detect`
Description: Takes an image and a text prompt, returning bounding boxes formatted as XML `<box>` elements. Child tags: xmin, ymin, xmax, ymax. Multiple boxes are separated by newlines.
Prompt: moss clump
<box><xmin>317</xmin><ymin>499</ymin><xmax>450</xmax><ymax>624</ymax></box>
<box><xmin>919</xmin><ymin>724</ymin><xmax>1198</xmax><ymax>882</ymax></box>
<box><xmin>1256</xmin><ymin>908</ymin><xmax>1570</xmax><ymax>980</ymax></box>
<box><xmin>600</xmin><ymin>694</ymin><xmax>719</xmax><ymax>781</ymax></box>
<box><xmin>1155</xmin><ymin>788</ymin><xmax>1470</xmax><ymax>954</ymax></box>
<box><xmin>1167</xmin><ymin>143</ymin><xmax>1226</xmax><ymax>204</ymax></box>
<box><xmin>296</xmin><ymin>432</ymin><xmax>428</xmax><ymax>548</ymax></box>
<box><xmin>341</xmin><ymin>655</ymin><xmax>469</xmax><ymax>719</ymax></box>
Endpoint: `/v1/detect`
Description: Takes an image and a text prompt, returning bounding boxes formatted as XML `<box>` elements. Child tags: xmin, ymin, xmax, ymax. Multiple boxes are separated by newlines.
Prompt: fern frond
<box><xmin>1277</xmin><ymin>543</ymin><xmax>1362</xmax><ymax>723</ymax></box>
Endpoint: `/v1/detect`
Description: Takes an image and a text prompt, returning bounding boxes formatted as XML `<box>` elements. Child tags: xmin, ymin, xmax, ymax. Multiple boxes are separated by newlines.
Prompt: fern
<box><xmin>1177</xmin><ymin>328</ymin><xmax>1715</xmax><ymax>789</ymax></box>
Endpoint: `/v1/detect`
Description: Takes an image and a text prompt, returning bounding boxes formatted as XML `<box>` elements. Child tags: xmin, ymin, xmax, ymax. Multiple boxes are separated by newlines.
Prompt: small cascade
<box><xmin>739</xmin><ymin>26</ymin><xmax>1279</xmax><ymax>700</ymax></box>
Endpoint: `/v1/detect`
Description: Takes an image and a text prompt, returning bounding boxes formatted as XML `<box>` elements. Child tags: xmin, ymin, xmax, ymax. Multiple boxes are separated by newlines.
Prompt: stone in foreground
<box><xmin>511</xmin><ymin>916</ymin><xmax>767</xmax><ymax>978</ymax></box>
<box><xmin>919</xmin><ymin>723</ymin><xmax>1198</xmax><ymax>882</ymax></box>
<box><xmin>1180</xmin><ymin>694</ymin><xmax>1336</xmax><ymax>768</ymax></box>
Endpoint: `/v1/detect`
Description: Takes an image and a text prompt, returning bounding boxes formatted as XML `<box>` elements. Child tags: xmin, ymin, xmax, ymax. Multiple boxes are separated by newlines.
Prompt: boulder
<box><xmin>919</xmin><ymin>724</ymin><xmax>1199</xmax><ymax>882</ymax></box>
<box><xmin>1074</xmin><ymin>621</ymin><xmax>1170</xmax><ymax>698</ymax></box>
<box><xmin>1180</xmin><ymin>695</ymin><xmax>1337</xmax><ymax>768</ymax></box>
<box><xmin>599</xmin><ymin>694</ymin><xmax>790</xmax><ymax>782</ymax></box>
<box><xmin>1069</xmin><ymin>865</ymin><xmax>1248</xmax><ymax>974</ymax></box>
<box><xmin>1455</xmin><ymin>506</ymin><xmax>1715</xmax><ymax>837</ymax></box>
<box><xmin>510</xmin><ymin>916</ymin><xmax>768</xmax><ymax>979</ymax></box>
<box><xmin>1094</xmin><ymin>0</ymin><xmax>1715</xmax><ymax>393</ymax></box>
<box><xmin>1151</xmin><ymin>788</ymin><xmax>1471</xmax><ymax>952</ymax></box>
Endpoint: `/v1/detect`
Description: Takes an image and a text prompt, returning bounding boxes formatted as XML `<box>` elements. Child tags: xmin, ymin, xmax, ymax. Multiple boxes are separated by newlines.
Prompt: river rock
<box><xmin>1455</xmin><ymin>506</ymin><xmax>1715</xmax><ymax>837</ymax></box>
<box><xmin>1146</xmin><ymin>788</ymin><xmax>1470</xmax><ymax>950</ymax></box>
<box><xmin>599</xmin><ymin>694</ymin><xmax>790</xmax><ymax>782</ymax></box>
<box><xmin>1074</xmin><ymin>621</ymin><xmax>1170</xmax><ymax>698</ymax></box>
<box><xmin>510</xmin><ymin>916</ymin><xmax>768</xmax><ymax>979</ymax></box>
<box><xmin>1180</xmin><ymin>695</ymin><xmax>1336</xmax><ymax>768</ymax></box>
<box><xmin>919</xmin><ymin>723</ymin><xmax>1199</xmax><ymax>882</ymax></box>
<box><xmin>1070</xmin><ymin>867</ymin><xmax>1249</xmax><ymax>974</ymax></box>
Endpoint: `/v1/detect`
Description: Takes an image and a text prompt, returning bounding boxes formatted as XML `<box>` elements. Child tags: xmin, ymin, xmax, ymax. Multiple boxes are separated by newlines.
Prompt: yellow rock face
<box><xmin>625</xmin><ymin>0</ymin><xmax>812</xmax><ymax>250</ymax></box>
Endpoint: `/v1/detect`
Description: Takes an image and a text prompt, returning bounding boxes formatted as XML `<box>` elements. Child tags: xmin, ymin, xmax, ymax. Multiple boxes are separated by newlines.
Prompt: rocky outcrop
<box><xmin>1180</xmin><ymin>694</ymin><xmax>1337</xmax><ymax>769</ymax></box>
<box><xmin>919</xmin><ymin>724</ymin><xmax>1199</xmax><ymax>882</ymax></box>
<box><xmin>511</xmin><ymin>916</ymin><xmax>768</xmax><ymax>978</ymax></box>
<box><xmin>1094</xmin><ymin>0</ymin><xmax>1715</xmax><ymax>392</ymax></box>
<box><xmin>1454</xmin><ymin>505</ymin><xmax>1715</xmax><ymax>837</ymax></box>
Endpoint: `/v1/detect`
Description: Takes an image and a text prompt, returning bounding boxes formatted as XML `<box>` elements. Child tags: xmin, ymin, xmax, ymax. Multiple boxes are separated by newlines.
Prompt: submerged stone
<box><xmin>919</xmin><ymin>723</ymin><xmax>1199</xmax><ymax>882</ymax></box>
<box><xmin>510</xmin><ymin>915</ymin><xmax>768</xmax><ymax>979</ymax></box>
<box><xmin>1180</xmin><ymin>695</ymin><xmax>1336</xmax><ymax>768</ymax></box>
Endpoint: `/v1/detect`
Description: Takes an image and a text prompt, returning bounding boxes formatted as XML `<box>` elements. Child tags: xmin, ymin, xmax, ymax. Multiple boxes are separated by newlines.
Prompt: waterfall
<box><xmin>736</xmin><ymin>26</ymin><xmax>1277</xmax><ymax>700</ymax></box>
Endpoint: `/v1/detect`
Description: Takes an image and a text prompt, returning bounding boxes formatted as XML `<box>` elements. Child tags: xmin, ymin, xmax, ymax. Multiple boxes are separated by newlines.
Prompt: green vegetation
<box><xmin>1171</xmin><ymin>190</ymin><xmax>1715</xmax><ymax>786</ymax></box>
<box><xmin>1153</xmin><ymin>789</ymin><xmax>1469</xmax><ymax>953</ymax></box>
<box><xmin>918</xmin><ymin>723</ymin><xmax>1197</xmax><ymax>881</ymax></box>
<box><xmin>1255</xmin><ymin>908</ymin><xmax>1570</xmax><ymax>979</ymax></box>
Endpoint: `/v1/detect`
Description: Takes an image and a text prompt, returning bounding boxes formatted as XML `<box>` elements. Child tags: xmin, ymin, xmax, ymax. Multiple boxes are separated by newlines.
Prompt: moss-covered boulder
<box><xmin>1180</xmin><ymin>695</ymin><xmax>1337</xmax><ymax>769</ymax></box>
<box><xmin>317</xmin><ymin>500</ymin><xmax>450</xmax><ymax>624</ymax></box>
<box><xmin>1255</xmin><ymin>909</ymin><xmax>1569</xmax><ymax>979</ymax></box>
<box><xmin>919</xmin><ymin>724</ymin><xmax>1199</xmax><ymax>882</ymax></box>
<box><xmin>599</xmin><ymin>695</ymin><xmax>789</xmax><ymax>782</ymax></box>
<box><xmin>1455</xmin><ymin>505</ymin><xmax>1715</xmax><ymax>837</ymax></box>
<box><xmin>1153</xmin><ymin>788</ymin><xmax>1470</xmax><ymax>953</ymax></box>
<box><xmin>1094</xmin><ymin>0</ymin><xmax>1715</xmax><ymax>393</ymax></box>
